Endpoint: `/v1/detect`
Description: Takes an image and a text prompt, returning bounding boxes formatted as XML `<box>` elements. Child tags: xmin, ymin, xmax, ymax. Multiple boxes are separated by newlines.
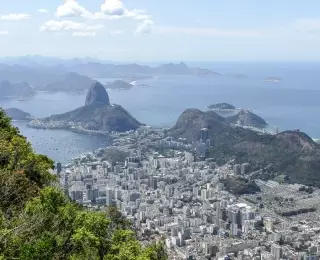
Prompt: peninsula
<box><xmin>28</xmin><ymin>81</ymin><xmax>143</xmax><ymax>133</ymax></box>
<box><xmin>4</xmin><ymin>108</ymin><xmax>33</xmax><ymax>120</ymax></box>
<box><xmin>0</xmin><ymin>59</ymin><xmax>220</xmax><ymax>91</ymax></box>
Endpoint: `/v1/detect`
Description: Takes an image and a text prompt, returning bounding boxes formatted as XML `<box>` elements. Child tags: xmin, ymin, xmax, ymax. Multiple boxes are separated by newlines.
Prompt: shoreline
<box><xmin>28</xmin><ymin>120</ymin><xmax>111</xmax><ymax>136</ymax></box>
<box><xmin>27</xmin><ymin>118</ymin><xmax>320</xmax><ymax>144</ymax></box>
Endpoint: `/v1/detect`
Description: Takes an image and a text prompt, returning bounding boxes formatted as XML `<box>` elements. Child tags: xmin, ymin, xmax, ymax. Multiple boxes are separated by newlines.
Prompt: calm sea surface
<box><xmin>1</xmin><ymin>62</ymin><xmax>320</xmax><ymax>163</ymax></box>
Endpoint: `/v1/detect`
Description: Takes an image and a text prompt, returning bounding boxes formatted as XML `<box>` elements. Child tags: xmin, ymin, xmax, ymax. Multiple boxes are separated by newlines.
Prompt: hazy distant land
<box><xmin>0</xmin><ymin>57</ymin><xmax>220</xmax><ymax>95</ymax></box>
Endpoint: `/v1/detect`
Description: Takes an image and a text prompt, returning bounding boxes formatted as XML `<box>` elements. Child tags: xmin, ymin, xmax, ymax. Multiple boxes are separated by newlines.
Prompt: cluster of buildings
<box><xmin>58</xmin><ymin>127</ymin><xmax>320</xmax><ymax>260</ymax></box>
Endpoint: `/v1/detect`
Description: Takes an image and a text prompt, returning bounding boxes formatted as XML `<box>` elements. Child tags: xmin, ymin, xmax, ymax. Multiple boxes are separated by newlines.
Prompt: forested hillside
<box><xmin>0</xmin><ymin>109</ymin><xmax>167</xmax><ymax>260</ymax></box>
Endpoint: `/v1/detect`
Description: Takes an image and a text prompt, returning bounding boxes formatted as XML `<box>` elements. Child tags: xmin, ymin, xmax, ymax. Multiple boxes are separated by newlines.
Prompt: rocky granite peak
<box><xmin>85</xmin><ymin>81</ymin><xmax>110</xmax><ymax>106</ymax></box>
<box><xmin>226</xmin><ymin>109</ymin><xmax>267</xmax><ymax>128</ymax></box>
<box><xmin>29</xmin><ymin>80</ymin><xmax>143</xmax><ymax>133</ymax></box>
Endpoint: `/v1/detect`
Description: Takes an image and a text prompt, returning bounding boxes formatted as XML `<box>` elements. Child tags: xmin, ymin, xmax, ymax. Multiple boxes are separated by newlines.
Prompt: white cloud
<box><xmin>99</xmin><ymin>0</ymin><xmax>154</xmax><ymax>34</ymax></box>
<box><xmin>132</xmin><ymin>13</ymin><xmax>151</xmax><ymax>21</ymax></box>
<box><xmin>135</xmin><ymin>20</ymin><xmax>154</xmax><ymax>34</ymax></box>
<box><xmin>91</xmin><ymin>12</ymin><xmax>119</xmax><ymax>20</ymax></box>
<box><xmin>38</xmin><ymin>9</ymin><xmax>49</xmax><ymax>13</ymax></box>
<box><xmin>40</xmin><ymin>20</ymin><xmax>104</xmax><ymax>32</ymax></box>
<box><xmin>295</xmin><ymin>18</ymin><xmax>320</xmax><ymax>33</ymax></box>
<box><xmin>50</xmin><ymin>0</ymin><xmax>153</xmax><ymax>36</ymax></box>
<box><xmin>56</xmin><ymin>0</ymin><xmax>92</xmax><ymax>18</ymax></box>
<box><xmin>99</xmin><ymin>0</ymin><xmax>151</xmax><ymax>21</ymax></box>
<box><xmin>54</xmin><ymin>0</ymin><xmax>151</xmax><ymax>22</ymax></box>
<box><xmin>0</xmin><ymin>14</ymin><xmax>30</xmax><ymax>21</ymax></box>
<box><xmin>73</xmin><ymin>31</ymin><xmax>96</xmax><ymax>37</ymax></box>
<box><xmin>155</xmin><ymin>26</ymin><xmax>267</xmax><ymax>37</ymax></box>
<box><xmin>101</xmin><ymin>0</ymin><xmax>125</xmax><ymax>16</ymax></box>
<box><xmin>0</xmin><ymin>31</ymin><xmax>9</xmax><ymax>35</ymax></box>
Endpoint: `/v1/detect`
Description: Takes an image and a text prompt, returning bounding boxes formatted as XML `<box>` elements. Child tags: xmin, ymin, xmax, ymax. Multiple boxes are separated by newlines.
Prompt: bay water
<box><xmin>1</xmin><ymin>62</ymin><xmax>320</xmax><ymax>163</ymax></box>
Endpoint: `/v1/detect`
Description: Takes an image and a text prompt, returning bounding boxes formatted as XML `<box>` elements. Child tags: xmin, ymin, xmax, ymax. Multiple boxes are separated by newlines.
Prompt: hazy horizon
<box><xmin>1</xmin><ymin>1</ymin><xmax>320</xmax><ymax>61</ymax></box>
<box><xmin>3</xmin><ymin>55</ymin><xmax>320</xmax><ymax>64</ymax></box>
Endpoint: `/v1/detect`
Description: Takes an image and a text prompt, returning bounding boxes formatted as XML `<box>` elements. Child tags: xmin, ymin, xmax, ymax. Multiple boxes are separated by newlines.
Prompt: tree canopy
<box><xmin>0</xmin><ymin>109</ymin><xmax>167</xmax><ymax>259</ymax></box>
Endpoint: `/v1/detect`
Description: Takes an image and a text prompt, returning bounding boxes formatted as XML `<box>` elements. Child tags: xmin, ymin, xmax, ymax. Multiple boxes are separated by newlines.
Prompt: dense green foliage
<box><xmin>97</xmin><ymin>147</ymin><xmax>129</xmax><ymax>165</ymax></box>
<box><xmin>0</xmin><ymin>109</ymin><xmax>167</xmax><ymax>260</ymax></box>
<box><xmin>221</xmin><ymin>177</ymin><xmax>261</xmax><ymax>195</ymax></box>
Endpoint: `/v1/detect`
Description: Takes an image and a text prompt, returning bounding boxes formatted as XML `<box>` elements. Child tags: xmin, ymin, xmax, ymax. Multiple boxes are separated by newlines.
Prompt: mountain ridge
<box><xmin>226</xmin><ymin>109</ymin><xmax>268</xmax><ymax>128</ymax></box>
<box><xmin>0</xmin><ymin>60</ymin><xmax>220</xmax><ymax>89</ymax></box>
<box><xmin>0</xmin><ymin>80</ymin><xmax>35</xmax><ymax>100</ymax></box>
<box><xmin>167</xmin><ymin>108</ymin><xmax>320</xmax><ymax>186</ymax></box>
<box><xmin>39</xmin><ymin>72</ymin><xmax>95</xmax><ymax>92</ymax></box>
<box><xmin>4</xmin><ymin>108</ymin><xmax>33</xmax><ymax>120</ymax></box>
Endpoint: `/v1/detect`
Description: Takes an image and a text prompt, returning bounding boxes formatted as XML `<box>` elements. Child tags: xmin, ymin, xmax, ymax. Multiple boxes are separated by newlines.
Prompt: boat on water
<box><xmin>264</xmin><ymin>77</ymin><xmax>281</xmax><ymax>83</ymax></box>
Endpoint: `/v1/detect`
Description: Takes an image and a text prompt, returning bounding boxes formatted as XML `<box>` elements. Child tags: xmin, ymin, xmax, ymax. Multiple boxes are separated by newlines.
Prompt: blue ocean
<box><xmin>1</xmin><ymin>61</ymin><xmax>320</xmax><ymax>163</ymax></box>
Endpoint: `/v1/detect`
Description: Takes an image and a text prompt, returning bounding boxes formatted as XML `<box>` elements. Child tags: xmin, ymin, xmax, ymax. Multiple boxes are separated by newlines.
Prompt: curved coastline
<box><xmin>28</xmin><ymin>120</ymin><xmax>110</xmax><ymax>136</ymax></box>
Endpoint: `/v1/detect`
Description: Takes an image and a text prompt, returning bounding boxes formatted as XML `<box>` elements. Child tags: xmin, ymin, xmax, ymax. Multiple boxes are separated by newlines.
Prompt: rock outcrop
<box><xmin>226</xmin><ymin>109</ymin><xmax>267</xmax><ymax>128</ymax></box>
<box><xmin>85</xmin><ymin>82</ymin><xmax>110</xmax><ymax>106</ymax></box>
<box><xmin>30</xmin><ymin>81</ymin><xmax>142</xmax><ymax>133</ymax></box>
<box><xmin>45</xmin><ymin>104</ymin><xmax>142</xmax><ymax>132</ymax></box>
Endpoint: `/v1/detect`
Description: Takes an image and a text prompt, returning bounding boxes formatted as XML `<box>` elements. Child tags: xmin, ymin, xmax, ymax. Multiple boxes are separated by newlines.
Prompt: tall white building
<box><xmin>271</xmin><ymin>243</ymin><xmax>282</xmax><ymax>260</ymax></box>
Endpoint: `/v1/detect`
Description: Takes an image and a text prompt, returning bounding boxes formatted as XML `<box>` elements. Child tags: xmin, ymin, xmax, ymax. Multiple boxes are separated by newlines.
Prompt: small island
<box><xmin>264</xmin><ymin>77</ymin><xmax>281</xmax><ymax>83</ymax></box>
<box><xmin>4</xmin><ymin>108</ymin><xmax>33</xmax><ymax>121</ymax></box>
<box><xmin>207</xmin><ymin>103</ymin><xmax>236</xmax><ymax>111</ymax></box>
<box><xmin>105</xmin><ymin>80</ymin><xmax>133</xmax><ymax>90</ymax></box>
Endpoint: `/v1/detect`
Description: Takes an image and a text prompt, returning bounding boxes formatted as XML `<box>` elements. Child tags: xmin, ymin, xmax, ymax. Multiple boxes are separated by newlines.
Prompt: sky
<box><xmin>1</xmin><ymin>0</ymin><xmax>320</xmax><ymax>61</ymax></box>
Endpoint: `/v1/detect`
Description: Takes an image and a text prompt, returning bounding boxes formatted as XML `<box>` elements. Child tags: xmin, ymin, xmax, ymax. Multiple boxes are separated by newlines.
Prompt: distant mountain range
<box><xmin>67</xmin><ymin>61</ymin><xmax>220</xmax><ymax>78</ymax></box>
<box><xmin>39</xmin><ymin>72</ymin><xmax>95</xmax><ymax>92</ymax></box>
<box><xmin>0</xmin><ymin>55</ymin><xmax>107</xmax><ymax>67</ymax></box>
<box><xmin>0</xmin><ymin>64</ymin><xmax>64</xmax><ymax>88</ymax></box>
<box><xmin>0</xmin><ymin>56</ymin><xmax>220</xmax><ymax>91</ymax></box>
<box><xmin>0</xmin><ymin>80</ymin><xmax>35</xmax><ymax>100</ymax></box>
